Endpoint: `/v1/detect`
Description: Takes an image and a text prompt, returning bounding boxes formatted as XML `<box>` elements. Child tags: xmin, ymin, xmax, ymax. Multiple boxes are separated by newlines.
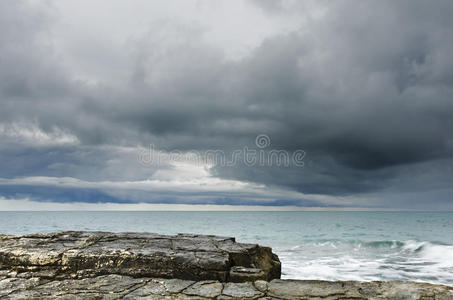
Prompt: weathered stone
<box><xmin>0</xmin><ymin>232</ymin><xmax>452</xmax><ymax>299</ymax></box>
<box><xmin>0</xmin><ymin>276</ymin><xmax>452</xmax><ymax>299</ymax></box>
<box><xmin>0</xmin><ymin>277</ymin><xmax>43</xmax><ymax>298</ymax></box>
<box><xmin>3</xmin><ymin>275</ymin><xmax>143</xmax><ymax>300</ymax></box>
<box><xmin>183</xmin><ymin>280</ymin><xmax>223</xmax><ymax>298</ymax></box>
<box><xmin>221</xmin><ymin>282</ymin><xmax>263</xmax><ymax>299</ymax></box>
<box><xmin>123</xmin><ymin>278</ymin><xmax>194</xmax><ymax>298</ymax></box>
<box><xmin>229</xmin><ymin>266</ymin><xmax>267</xmax><ymax>282</ymax></box>
<box><xmin>267</xmin><ymin>279</ymin><xmax>453</xmax><ymax>300</ymax></box>
<box><xmin>253</xmin><ymin>280</ymin><xmax>268</xmax><ymax>293</ymax></box>
<box><xmin>0</xmin><ymin>231</ymin><xmax>280</xmax><ymax>283</ymax></box>
<box><xmin>267</xmin><ymin>279</ymin><xmax>365</xmax><ymax>299</ymax></box>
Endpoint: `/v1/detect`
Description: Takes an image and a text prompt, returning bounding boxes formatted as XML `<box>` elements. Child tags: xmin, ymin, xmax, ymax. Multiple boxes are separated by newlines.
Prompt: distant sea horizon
<box><xmin>1</xmin><ymin>211</ymin><xmax>452</xmax><ymax>285</ymax></box>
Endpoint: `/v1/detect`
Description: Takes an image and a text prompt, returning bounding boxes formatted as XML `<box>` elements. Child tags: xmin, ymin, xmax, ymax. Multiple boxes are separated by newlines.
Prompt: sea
<box><xmin>0</xmin><ymin>211</ymin><xmax>452</xmax><ymax>285</ymax></box>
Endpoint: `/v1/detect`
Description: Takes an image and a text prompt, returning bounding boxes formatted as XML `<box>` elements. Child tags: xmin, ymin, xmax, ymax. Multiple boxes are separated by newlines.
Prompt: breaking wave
<box><xmin>278</xmin><ymin>240</ymin><xmax>453</xmax><ymax>285</ymax></box>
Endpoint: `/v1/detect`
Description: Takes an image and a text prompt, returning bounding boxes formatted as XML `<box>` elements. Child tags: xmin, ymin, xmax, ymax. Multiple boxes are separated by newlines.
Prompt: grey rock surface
<box><xmin>0</xmin><ymin>232</ymin><xmax>452</xmax><ymax>299</ymax></box>
<box><xmin>0</xmin><ymin>274</ymin><xmax>452</xmax><ymax>299</ymax></box>
<box><xmin>0</xmin><ymin>231</ymin><xmax>281</xmax><ymax>283</ymax></box>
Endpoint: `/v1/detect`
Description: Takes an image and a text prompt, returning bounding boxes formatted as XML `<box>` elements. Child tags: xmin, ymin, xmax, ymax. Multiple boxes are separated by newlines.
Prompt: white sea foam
<box><xmin>278</xmin><ymin>240</ymin><xmax>453</xmax><ymax>285</ymax></box>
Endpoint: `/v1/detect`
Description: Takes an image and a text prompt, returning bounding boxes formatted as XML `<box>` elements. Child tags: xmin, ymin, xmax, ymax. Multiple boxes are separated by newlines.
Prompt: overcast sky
<box><xmin>1</xmin><ymin>0</ymin><xmax>453</xmax><ymax>210</ymax></box>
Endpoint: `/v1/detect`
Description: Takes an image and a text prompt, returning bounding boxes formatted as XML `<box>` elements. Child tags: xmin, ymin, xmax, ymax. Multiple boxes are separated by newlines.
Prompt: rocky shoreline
<box><xmin>1</xmin><ymin>231</ymin><xmax>452</xmax><ymax>299</ymax></box>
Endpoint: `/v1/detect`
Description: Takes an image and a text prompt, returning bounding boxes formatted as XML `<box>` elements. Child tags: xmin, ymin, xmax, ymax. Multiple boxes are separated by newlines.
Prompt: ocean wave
<box><xmin>277</xmin><ymin>239</ymin><xmax>453</xmax><ymax>285</ymax></box>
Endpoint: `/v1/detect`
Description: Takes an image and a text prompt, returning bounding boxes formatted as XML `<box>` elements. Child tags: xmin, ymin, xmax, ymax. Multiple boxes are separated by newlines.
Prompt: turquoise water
<box><xmin>1</xmin><ymin>211</ymin><xmax>452</xmax><ymax>285</ymax></box>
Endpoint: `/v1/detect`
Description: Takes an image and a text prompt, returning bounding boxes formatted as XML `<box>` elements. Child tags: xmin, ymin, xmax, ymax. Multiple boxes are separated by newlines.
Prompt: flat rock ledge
<box><xmin>0</xmin><ymin>232</ymin><xmax>452</xmax><ymax>299</ymax></box>
<box><xmin>0</xmin><ymin>231</ymin><xmax>280</xmax><ymax>283</ymax></box>
<box><xmin>1</xmin><ymin>273</ymin><xmax>452</xmax><ymax>299</ymax></box>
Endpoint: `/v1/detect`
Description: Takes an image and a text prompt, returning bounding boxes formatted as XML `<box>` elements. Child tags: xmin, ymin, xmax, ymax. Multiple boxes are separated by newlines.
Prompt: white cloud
<box><xmin>0</xmin><ymin>122</ymin><xmax>79</xmax><ymax>146</ymax></box>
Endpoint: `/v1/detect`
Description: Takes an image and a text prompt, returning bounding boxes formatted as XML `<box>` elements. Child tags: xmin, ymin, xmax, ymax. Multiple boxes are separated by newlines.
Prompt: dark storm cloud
<box><xmin>1</xmin><ymin>0</ymin><xmax>453</xmax><ymax>207</ymax></box>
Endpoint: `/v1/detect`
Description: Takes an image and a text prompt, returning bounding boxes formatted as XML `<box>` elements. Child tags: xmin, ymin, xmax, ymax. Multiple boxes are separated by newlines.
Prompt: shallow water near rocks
<box><xmin>1</xmin><ymin>211</ymin><xmax>452</xmax><ymax>285</ymax></box>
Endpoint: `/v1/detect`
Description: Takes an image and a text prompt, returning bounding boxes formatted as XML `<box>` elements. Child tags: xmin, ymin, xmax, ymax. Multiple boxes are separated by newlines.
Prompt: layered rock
<box><xmin>1</xmin><ymin>231</ymin><xmax>452</xmax><ymax>299</ymax></box>
<box><xmin>1</xmin><ymin>273</ymin><xmax>452</xmax><ymax>299</ymax></box>
<box><xmin>0</xmin><ymin>231</ymin><xmax>280</xmax><ymax>283</ymax></box>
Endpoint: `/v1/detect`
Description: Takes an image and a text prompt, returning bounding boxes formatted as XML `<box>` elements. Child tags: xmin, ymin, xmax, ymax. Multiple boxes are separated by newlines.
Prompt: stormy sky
<box><xmin>1</xmin><ymin>0</ymin><xmax>453</xmax><ymax>210</ymax></box>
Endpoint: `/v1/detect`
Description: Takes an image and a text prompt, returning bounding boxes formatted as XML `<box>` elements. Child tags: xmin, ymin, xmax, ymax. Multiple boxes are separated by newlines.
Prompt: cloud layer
<box><xmin>1</xmin><ymin>0</ymin><xmax>453</xmax><ymax>209</ymax></box>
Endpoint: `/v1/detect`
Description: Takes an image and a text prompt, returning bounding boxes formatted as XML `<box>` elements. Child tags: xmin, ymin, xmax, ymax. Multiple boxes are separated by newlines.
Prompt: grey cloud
<box><xmin>1</xmin><ymin>0</ymin><xmax>453</xmax><ymax>207</ymax></box>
